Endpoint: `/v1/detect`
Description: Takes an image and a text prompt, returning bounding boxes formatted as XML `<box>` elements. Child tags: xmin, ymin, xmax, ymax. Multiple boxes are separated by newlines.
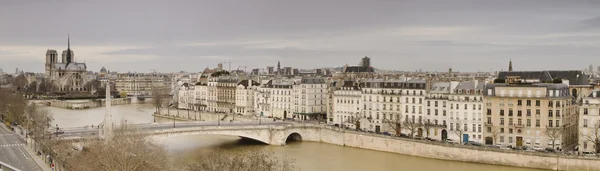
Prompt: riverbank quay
<box><xmin>31</xmin><ymin>98</ymin><xmax>131</xmax><ymax>109</ymax></box>
<box><xmin>295</xmin><ymin>125</ymin><xmax>600</xmax><ymax>171</ymax></box>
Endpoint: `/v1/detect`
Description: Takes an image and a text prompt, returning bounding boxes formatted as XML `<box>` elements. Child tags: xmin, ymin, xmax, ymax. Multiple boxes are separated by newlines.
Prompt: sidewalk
<box><xmin>22</xmin><ymin>141</ymin><xmax>52</xmax><ymax>171</ymax></box>
<box><xmin>10</xmin><ymin>126</ymin><xmax>52</xmax><ymax>171</ymax></box>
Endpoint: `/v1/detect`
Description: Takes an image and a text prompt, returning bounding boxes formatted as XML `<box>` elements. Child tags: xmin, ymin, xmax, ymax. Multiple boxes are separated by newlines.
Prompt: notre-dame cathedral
<box><xmin>44</xmin><ymin>36</ymin><xmax>93</xmax><ymax>92</ymax></box>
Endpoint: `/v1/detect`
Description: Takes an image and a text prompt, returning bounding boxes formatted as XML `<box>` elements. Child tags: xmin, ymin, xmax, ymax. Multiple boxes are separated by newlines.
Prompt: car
<box><xmin>582</xmin><ymin>152</ymin><xmax>597</xmax><ymax>157</ymax></box>
<box><xmin>467</xmin><ymin>141</ymin><xmax>482</xmax><ymax>146</ymax></box>
<box><xmin>414</xmin><ymin>136</ymin><xmax>424</xmax><ymax>140</ymax></box>
<box><xmin>532</xmin><ymin>147</ymin><xmax>545</xmax><ymax>152</ymax></box>
<box><xmin>382</xmin><ymin>132</ymin><xmax>391</xmax><ymax>136</ymax></box>
<box><xmin>398</xmin><ymin>133</ymin><xmax>409</xmax><ymax>138</ymax></box>
<box><xmin>446</xmin><ymin>139</ymin><xmax>459</xmax><ymax>144</ymax></box>
<box><xmin>486</xmin><ymin>145</ymin><xmax>500</xmax><ymax>149</ymax></box>
<box><xmin>545</xmin><ymin>147</ymin><xmax>556</xmax><ymax>153</ymax></box>
<box><xmin>424</xmin><ymin>137</ymin><xmax>435</xmax><ymax>141</ymax></box>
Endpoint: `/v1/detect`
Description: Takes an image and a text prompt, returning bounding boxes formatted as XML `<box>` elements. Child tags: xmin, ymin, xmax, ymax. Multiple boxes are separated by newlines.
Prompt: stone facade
<box><xmin>484</xmin><ymin>78</ymin><xmax>578</xmax><ymax>150</ymax></box>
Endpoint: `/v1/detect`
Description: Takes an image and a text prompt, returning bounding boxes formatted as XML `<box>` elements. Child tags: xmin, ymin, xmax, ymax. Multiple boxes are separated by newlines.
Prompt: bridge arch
<box><xmin>286</xmin><ymin>132</ymin><xmax>303</xmax><ymax>143</ymax></box>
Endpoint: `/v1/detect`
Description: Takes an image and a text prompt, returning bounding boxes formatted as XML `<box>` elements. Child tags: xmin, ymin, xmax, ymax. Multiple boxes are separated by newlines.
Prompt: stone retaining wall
<box><xmin>296</xmin><ymin>126</ymin><xmax>600</xmax><ymax>171</ymax></box>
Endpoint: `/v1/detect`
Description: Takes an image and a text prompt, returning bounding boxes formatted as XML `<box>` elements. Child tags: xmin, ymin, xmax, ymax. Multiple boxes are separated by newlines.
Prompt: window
<box><xmin>536</xmin><ymin>119</ymin><xmax>540</xmax><ymax>127</ymax></box>
<box><xmin>584</xmin><ymin>119</ymin><xmax>588</xmax><ymax>127</ymax></box>
<box><xmin>472</xmin><ymin>124</ymin><xmax>476</xmax><ymax>132</ymax></box>
<box><xmin>450</xmin><ymin>123</ymin><xmax>454</xmax><ymax>131</ymax></box>
<box><xmin>487</xmin><ymin>127</ymin><xmax>492</xmax><ymax>133</ymax></box>
<box><xmin>509</xmin><ymin>128</ymin><xmax>513</xmax><ymax>134</ymax></box>
<box><xmin>517</xmin><ymin>110</ymin><xmax>522</xmax><ymax>117</ymax></box>
<box><xmin>435</xmin><ymin>109</ymin><xmax>438</xmax><ymax>116</ymax></box>
<box><xmin>509</xmin><ymin>137</ymin><xmax>513</xmax><ymax>143</ymax></box>
<box><xmin>556</xmin><ymin>120</ymin><xmax>560</xmax><ymax>127</ymax></box>
<box><xmin>526</xmin><ymin>100</ymin><xmax>531</xmax><ymax>106</ymax></box>
<box><xmin>487</xmin><ymin>109</ymin><xmax>492</xmax><ymax>115</ymax></box>
<box><xmin>500</xmin><ymin>136</ymin><xmax>505</xmax><ymax>143</ymax></box>
<box><xmin>509</xmin><ymin>109</ymin><xmax>513</xmax><ymax>116</ymax></box>
<box><xmin>527</xmin><ymin>119</ymin><xmax>531</xmax><ymax>127</ymax></box>
<box><xmin>548</xmin><ymin>110</ymin><xmax>553</xmax><ymax>117</ymax></box>
<box><xmin>464</xmin><ymin>124</ymin><xmax>468</xmax><ymax>131</ymax></box>
<box><xmin>509</xmin><ymin>118</ymin><xmax>513</xmax><ymax>125</ymax></box>
<box><xmin>443</xmin><ymin>110</ymin><xmax>446</xmax><ymax>116</ymax></box>
<box><xmin>556</xmin><ymin>110</ymin><xmax>560</xmax><ymax>117</ymax></box>
<box><xmin>427</xmin><ymin>109</ymin><xmax>431</xmax><ymax>115</ymax></box>
<box><xmin>548</xmin><ymin>120</ymin><xmax>553</xmax><ymax>127</ymax></box>
<box><xmin>536</xmin><ymin>109</ymin><xmax>540</xmax><ymax>115</ymax></box>
<box><xmin>518</xmin><ymin>119</ymin><xmax>522</xmax><ymax>126</ymax></box>
<box><xmin>527</xmin><ymin>109</ymin><xmax>531</xmax><ymax>116</ymax></box>
<box><xmin>427</xmin><ymin>101</ymin><xmax>431</xmax><ymax>107</ymax></box>
<box><xmin>548</xmin><ymin>101</ymin><xmax>553</xmax><ymax>107</ymax></box>
<box><xmin>435</xmin><ymin>101</ymin><xmax>438</xmax><ymax>107</ymax></box>
<box><xmin>500</xmin><ymin>110</ymin><xmax>505</xmax><ymax>116</ymax></box>
<box><xmin>535</xmin><ymin>100</ymin><xmax>540</xmax><ymax>106</ymax></box>
<box><xmin>584</xmin><ymin>108</ymin><xmax>588</xmax><ymax>115</ymax></box>
<box><xmin>500</xmin><ymin>118</ymin><xmax>505</xmax><ymax>125</ymax></box>
<box><xmin>517</xmin><ymin>100</ymin><xmax>522</xmax><ymax>106</ymax></box>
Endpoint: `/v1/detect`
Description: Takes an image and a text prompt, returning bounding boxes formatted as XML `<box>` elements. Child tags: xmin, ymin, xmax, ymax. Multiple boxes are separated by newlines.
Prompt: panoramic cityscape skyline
<box><xmin>2</xmin><ymin>0</ymin><xmax>600</xmax><ymax>73</ymax></box>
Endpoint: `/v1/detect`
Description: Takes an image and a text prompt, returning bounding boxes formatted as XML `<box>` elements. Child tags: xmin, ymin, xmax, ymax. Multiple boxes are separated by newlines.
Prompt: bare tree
<box><xmin>62</xmin><ymin>129</ymin><xmax>170</xmax><ymax>171</ymax></box>
<box><xmin>383</xmin><ymin>114</ymin><xmax>403</xmax><ymax>135</ymax></box>
<box><xmin>423</xmin><ymin>119</ymin><xmax>433</xmax><ymax>138</ymax></box>
<box><xmin>25</xmin><ymin>104</ymin><xmax>53</xmax><ymax>140</ymax></box>
<box><xmin>583</xmin><ymin>123</ymin><xmax>600</xmax><ymax>154</ymax></box>
<box><xmin>454</xmin><ymin>120</ymin><xmax>465</xmax><ymax>144</ymax></box>
<box><xmin>13</xmin><ymin>74</ymin><xmax>28</xmax><ymax>89</ymax></box>
<box><xmin>151</xmin><ymin>87</ymin><xmax>169</xmax><ymax>114</ymax></box>
<box><xmin>182</xmin><ymin>148</ymin><xmax>296</xmax><ymax>171</ymax></box>
<box><xmin>490</xmin><ymin>126</ymin><xmax>501</xmax><ymax>145</ymax></box>
<box><xmin>0</xmin><ymin>88</ymin><xmax>28</xmax><ymax>125</ymax></box>
<box><xmin>404</xmin><ymin>119</ymin><xmax>419</xmax><ymax>138</ymax></box>
<box><xmin>546</xmin><ymin>126</ymin><xmax>563</xmax><ymax>150</ymax></box>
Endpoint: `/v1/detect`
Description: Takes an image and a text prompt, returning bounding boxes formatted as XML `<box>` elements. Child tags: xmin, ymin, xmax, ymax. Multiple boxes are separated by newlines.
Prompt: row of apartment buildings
<box><xmin>177</xmin><ymin>70</ymin><xmax>599</xmax><ymax>153</ymax></box>
<box><xmin>178</xmin><ymin>76</ymin><xmax>328</xmax><ymax>120</ymax></box>
<box><xmin>330</xmin><ymin>71</ymin><xmax>598</xmax><ymax>153</ymax></box>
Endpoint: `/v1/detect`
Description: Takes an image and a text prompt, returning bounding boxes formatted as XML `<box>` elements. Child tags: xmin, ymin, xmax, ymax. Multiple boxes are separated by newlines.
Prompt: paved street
<box><xmin>0</xmin><ymin>124</ymin><xmax>41</xmax><ymax>171</ymax></box>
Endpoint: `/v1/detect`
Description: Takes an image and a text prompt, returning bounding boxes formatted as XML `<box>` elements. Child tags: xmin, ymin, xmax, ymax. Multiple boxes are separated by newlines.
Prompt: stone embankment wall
<box><xmin>47</xmin><ymin>98</ymin><xmax>131</xmax><ymax>109</ymax></box>
<box><xmin>155</xmin><ymin>108</ymin><xmax>256</xmax><ymax>122</ymax></box>
<box><xmin>291</xmin><ymin>126</ymin><xmax>600</xmax><ymax>171</ymax></box>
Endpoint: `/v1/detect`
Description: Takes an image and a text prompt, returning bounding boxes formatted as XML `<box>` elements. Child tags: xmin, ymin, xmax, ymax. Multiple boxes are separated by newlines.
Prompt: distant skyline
<box><xmin>1</xmin><ymin>0</ymin><xmax>600</xmax><ymax>73</ymax></box>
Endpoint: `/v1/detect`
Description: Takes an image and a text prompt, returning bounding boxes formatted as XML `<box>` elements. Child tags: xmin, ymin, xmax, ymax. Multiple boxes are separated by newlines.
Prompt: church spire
<box><xmin>509</xmin><ymin>58</ymin><xmax>513</xmax><ymax>72</ymax></box>
<box><xmin>66</xmin><ymin>34</ymin><xmax>72</xmax><ymax>64</ymax></box>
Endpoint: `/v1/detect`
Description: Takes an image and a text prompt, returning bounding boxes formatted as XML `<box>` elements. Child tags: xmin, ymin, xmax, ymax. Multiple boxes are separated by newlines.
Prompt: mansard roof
<box><xmin>498</xmin><ymin>70</ymin><xmax>589</xmax><ymax>85</ymax></box>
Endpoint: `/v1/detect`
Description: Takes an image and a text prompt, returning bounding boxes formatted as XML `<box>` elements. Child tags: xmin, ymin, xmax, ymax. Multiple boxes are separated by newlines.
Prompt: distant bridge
<box><xmin>57</xmin><ymin>121</ymin><xmax>322</xmax><ymax>145</ymax></box>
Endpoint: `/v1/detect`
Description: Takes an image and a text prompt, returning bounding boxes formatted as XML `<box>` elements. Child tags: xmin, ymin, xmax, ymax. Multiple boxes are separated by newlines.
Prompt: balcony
<box><xmin>514</xmin><ymin>124</ymin><xmax>524</xmax><ymax>128</ymax></box>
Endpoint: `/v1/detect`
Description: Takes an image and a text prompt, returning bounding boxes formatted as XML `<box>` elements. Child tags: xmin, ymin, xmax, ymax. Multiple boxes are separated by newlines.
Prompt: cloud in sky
<box><xmin>1</xmin><ymin>0</ymin><xmax>600</xmax><ymax>73</ymax></box>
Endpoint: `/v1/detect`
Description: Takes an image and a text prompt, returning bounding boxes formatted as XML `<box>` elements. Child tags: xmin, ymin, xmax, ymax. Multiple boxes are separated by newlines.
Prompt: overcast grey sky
<box><xmin>1</xmin><ymin>0</ymin><xmax>600</xmax><ymax>73</ymax></box>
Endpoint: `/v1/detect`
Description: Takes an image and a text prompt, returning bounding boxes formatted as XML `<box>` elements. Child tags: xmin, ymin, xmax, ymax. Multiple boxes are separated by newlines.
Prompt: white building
<box><xmin>293</xmin><ymin>77</ymin><xmax>328</xmax><ymax>120</ymax></box>
<box><xmin>177</xmin><ymin>83</ymin><xmax>195</xmax><ymax>109</ymax></box>
<box><xmin>265</xmin><ymin>79</ymin><xmax>295</xmax><ymax>119</ymax></box>
<box><xmin>235</xmin><ymin>80</ymin><xmax>259</xmax><ymax>116</ymax></box>
<box><xmin>253</xmin><ymin>85</ymin><xmax>271</xmax><ymax>117</ymax></box>
<box><xmin>424</xmin><ymin>81</ymin><xmax>455</xmax><ymax>141</ymax></box>
<box><xmin>332</xmin><ymin>80</ymin><xmax>362</xmax><ymax>128</ymax></box>
<box><xmin>360</xmin><ymin>79</ymin><xmax>405</xmax><ymax>133</ymax></box>
<box><xmin>448</xmin><ymin>80</ymin><xmax>485</xmax><ymax>143</ymax></box>
<box><xmin>579</xmin><ymin>90</ymin><xmax>600</xmax><ymax>154</ymax></box>
<box><xmin>402</xmin><ymin>79</ymin><xmax>427</xmax><ymax>136</ymax></box>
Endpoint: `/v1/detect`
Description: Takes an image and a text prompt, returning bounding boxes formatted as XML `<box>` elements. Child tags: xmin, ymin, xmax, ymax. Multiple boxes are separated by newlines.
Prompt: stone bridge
<box><xmin>58</xmin><ymin>122</ymin><xmax>329</xmax><ymax>145</ymax></box>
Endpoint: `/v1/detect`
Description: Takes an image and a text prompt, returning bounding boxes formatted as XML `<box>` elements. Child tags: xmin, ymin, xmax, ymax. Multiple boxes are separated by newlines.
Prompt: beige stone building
<box><xmin>484</xmin><ymin>78</ymin><xmax>578</xmax><ymax>150</ymax></box>
<box><xmin>578</xmin><ymin>90</ymin><xmax>600</xmax><ymax>154</ymax></box>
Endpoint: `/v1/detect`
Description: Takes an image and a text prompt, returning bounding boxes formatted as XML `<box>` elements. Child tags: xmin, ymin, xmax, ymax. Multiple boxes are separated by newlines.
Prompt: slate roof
<box><xmin>54</xmin><ymin>63</ymin><xmax>87</xmax><ymax>71</ymax></box>
<box><xmin>498</xmin><ymin>70</ymin><xmax>589</xmax><ymax>85</ymax></box>
<box><xmin>300</xmin><ymin>77</ymin><xmax>325</xmax><ymax>84</ymax></box>
<box><xmin>455</xmin><ymin>81</ymin><xmax>485</xmax><ymax>90</ymax></box>
<box><xmin>237</xmin><ymin>80</ymin><xmax>260</xmax><ymax>88</ymax></box>
<box><xmin>429</xmin><ymin>82</ymin><xmax>451</xmax><ymax>93</ymax></box>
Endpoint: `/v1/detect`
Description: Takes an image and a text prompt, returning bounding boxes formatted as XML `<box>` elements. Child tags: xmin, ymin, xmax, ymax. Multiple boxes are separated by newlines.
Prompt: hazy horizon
<box><xmin>2</xmin><ymin>0</ymin><xmax>600</xmax><ymax>73</ymax></box>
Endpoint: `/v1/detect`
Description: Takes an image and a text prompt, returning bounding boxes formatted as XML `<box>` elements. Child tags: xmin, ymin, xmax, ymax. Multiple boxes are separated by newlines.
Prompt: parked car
<box><xmin>424</xmin><ymin>137</ymin><xmax>435</xmax><ymax>141</ymax></box>
<box><xmin>414</xmin><ymin>136</ymin><xmax>424</xmax><ymax>140</ymax></box>
<box><xmin>446</xmin><ymin>139</ymin><xmax>459</xmax><ymax>144</ymax></box>
<box><xmin>467</xmin><ymin>141</ymin><xmax>482</xmax><ymax>146</ymax></box>
<box><xmin>532</xmin><ymin>147</ymin><xmax>545</xmax><ymax>152</ymax></box>
<box><xmin>545</xmin><ymin>147</ymin><xmax>556</xmax><ymax>153</ymax></box>
<box><xmin>398</xmin><ymin>133</ymin><xmax>409</xmax><ymax>138</ymax></box>
<box><xmin>382</xmin><ymin>132</ymin><xmax>391</xmax><ymax>136</ymax></box>
<box><xmin>582</xmin><ymin>152</ymin><xmax>597</xmax><ymax>157</ymax></box>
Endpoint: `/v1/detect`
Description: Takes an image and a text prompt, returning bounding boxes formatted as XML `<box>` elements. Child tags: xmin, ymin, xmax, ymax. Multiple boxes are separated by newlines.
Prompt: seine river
<box><xmin>47</xmin><ymin>103</ymin><xmax>542</xmax><ymax>171</ymax></box>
